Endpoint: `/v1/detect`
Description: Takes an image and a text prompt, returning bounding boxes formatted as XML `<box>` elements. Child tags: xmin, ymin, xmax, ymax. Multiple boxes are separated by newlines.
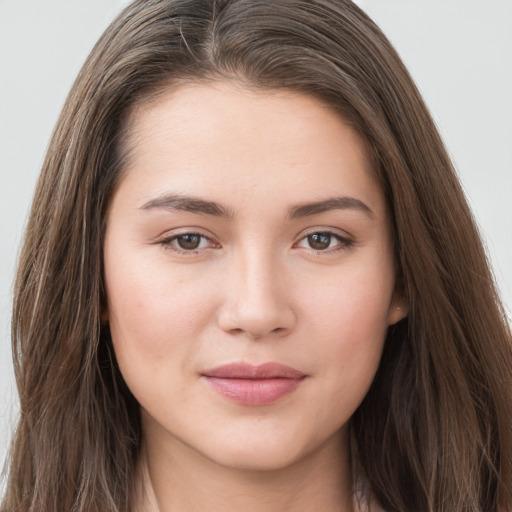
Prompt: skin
<box><xmin>103</xmin><ymin>81</ymin><xmax>408</xmax><ymax>512</ymax></box>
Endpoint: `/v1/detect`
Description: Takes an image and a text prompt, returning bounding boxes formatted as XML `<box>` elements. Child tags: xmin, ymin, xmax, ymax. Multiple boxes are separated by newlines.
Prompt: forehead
<box><xmin>117</xmin><ymin>81</ymin><xmax>385</xmax><ymax>216</ymax></box>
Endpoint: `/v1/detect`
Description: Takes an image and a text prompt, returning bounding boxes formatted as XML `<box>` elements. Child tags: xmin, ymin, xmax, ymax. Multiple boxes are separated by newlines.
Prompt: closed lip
<box><xmin>201</xmin><ymin>362</ymin><xmax>306</xmax><ymax>380</ymax></box>
<box><xmin>201</xmin><ymin>362</ymin><xmax>307</xmax><ymax>405</ymax></box>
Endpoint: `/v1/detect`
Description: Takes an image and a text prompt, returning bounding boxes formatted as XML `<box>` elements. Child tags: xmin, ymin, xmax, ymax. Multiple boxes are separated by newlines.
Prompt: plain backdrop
<box><xmin>1</xmin><ymin>0</ymin><xmax>511</xmax><ymax>472</ymax></box>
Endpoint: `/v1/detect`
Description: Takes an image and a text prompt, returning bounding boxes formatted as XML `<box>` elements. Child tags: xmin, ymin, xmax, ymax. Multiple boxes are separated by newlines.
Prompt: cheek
<box><xmin>316</xmin><ymin>284</ymin><xmax>388</xmax><ymax>384</ymax></box>
<box><xmin>104</xmin><ymin>250</ymin><xmax>218</xmax><ymax>366</ymax></box>
<box><xmin>298</xmin><ymin>253</ymin><xmax>394</xmax><ymax>400</ymax></box>
<box><xmin>304</xmin><ymin>255</ymin><xmax>394</xmax><ymax>341</ymax></box>
<box><xmin>104</xmin><ymin>254</ymin><xmax>224</xmax><ymax>415</ymax></box>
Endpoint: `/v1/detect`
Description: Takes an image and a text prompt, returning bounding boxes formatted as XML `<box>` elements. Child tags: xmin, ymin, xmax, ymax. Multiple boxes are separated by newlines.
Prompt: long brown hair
<box><xmin>3</xmin><ymin>1</ymin><xmax>511</xmax><ymax>510</ymax></box>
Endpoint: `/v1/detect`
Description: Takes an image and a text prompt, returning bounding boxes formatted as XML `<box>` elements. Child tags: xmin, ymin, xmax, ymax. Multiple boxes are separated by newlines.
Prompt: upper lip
<box><xmin>201</xmin><ymin>362</ymin><xmax>305</xmax><ymax>380</ymax></box>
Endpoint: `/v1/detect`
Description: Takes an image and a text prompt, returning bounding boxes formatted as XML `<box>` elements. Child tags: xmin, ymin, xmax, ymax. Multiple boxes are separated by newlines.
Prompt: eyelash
<box><xmin>159</xmin><ymin>232</ymin><xmax>218</xmax><ymax>255</ymax></box>
<box><xmin>158</xmin><ymin>230</ymin><xmax>354</xmax><ymax>256</ymax></box>
<box><xmin>294</xmin><ymin>231</ymin><xmax>354</xmax><ymax>254</ymax></box>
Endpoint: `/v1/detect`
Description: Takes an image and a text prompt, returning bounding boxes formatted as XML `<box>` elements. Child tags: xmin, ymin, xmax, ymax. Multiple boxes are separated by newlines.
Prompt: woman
<box><xmin>2</xmin><ymin>0</ymin><xmax>511</xmax><ymax>511</ymax></box>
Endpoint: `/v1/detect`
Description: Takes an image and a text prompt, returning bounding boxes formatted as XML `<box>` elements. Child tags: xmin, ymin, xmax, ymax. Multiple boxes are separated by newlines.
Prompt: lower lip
<box><xmin>203</xmin><ymin>377</ymin><xmax>304</xmax><ymax>405</ymax></box>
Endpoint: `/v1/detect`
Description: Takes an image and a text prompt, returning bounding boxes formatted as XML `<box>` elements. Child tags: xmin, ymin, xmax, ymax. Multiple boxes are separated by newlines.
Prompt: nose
<box><xmin>217</xmin><ymin>250</ymin><xmax>296</xmax><ymax>340</ymax></box>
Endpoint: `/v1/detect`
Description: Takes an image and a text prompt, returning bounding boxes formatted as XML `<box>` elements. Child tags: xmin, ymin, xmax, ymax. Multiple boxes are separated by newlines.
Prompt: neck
<box><xmin>134</xmin><ymin>427</ymin><xmax>355</xmax><ymax>512</ymax></box>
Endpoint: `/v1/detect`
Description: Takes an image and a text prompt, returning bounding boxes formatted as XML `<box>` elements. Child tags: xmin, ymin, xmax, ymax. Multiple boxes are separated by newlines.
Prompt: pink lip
<box><xmin>201</xmin><ymin>362</ymin><xmax>306</xmax><ymax>406</ymax></box>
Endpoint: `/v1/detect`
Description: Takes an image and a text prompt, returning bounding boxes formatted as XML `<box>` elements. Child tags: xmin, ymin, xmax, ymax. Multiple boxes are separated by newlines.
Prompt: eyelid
<box><xmin>154</xmin><ymin>225</ymin><xmax>217</xmax><ymax>240</ymax></box>
<box><xmin>297</xmin><ymin>226</ymin><xmax>354</xmax><ymax>240</ymax></box>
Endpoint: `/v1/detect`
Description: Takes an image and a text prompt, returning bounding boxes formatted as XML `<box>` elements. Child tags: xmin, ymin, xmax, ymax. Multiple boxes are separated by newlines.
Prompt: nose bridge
<box><xmin>240</xmin><ymin>246</ymin><xmax>279</xmax><ymax>306</ymax></box>
<box><xmin>218</xmin><ymin>243</ymin><xmax>295</xmax><ymax>338</ymax></box>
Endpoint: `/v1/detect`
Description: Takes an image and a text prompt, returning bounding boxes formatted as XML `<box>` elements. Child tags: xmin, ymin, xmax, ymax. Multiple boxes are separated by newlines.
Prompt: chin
<box><xmin>205</xmin><ymin>444</ymin><xmax>306</xmax><ymax>473</ymax></box>
<box><xmin>195</xmin><ymin>425</ymin><xmax>337</xmax><ymax>473</ymax></box>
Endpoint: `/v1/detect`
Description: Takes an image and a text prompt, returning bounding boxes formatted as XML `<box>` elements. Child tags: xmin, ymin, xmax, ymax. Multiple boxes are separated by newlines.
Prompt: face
<box><xmin>103</xmin><ymin>81</ymin><xmax>406</xmax><ymax>471</ymax></box>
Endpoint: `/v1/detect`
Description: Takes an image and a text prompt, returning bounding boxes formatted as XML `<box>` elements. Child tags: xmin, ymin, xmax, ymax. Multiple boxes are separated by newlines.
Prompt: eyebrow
<box><xmin>288</xmin><ymin>197</ymin><xmax>374</xmax><ymax>219</ymax></box>
<box><xmin>140</xmin><ymin>193</ymin><xmax>234</xmax><ymax>218</ymax></box>
<box><xmin>140</xmin><ymin>193</ymin><xmax>373</xmax><ymax>220</ymax></box>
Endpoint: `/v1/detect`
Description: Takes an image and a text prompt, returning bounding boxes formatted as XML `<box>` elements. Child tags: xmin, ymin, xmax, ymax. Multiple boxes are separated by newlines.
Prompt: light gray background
<box><xmin>1</xmin><ymin>0</ymin><xmax>511</xmax><ymax>473</ymax></box>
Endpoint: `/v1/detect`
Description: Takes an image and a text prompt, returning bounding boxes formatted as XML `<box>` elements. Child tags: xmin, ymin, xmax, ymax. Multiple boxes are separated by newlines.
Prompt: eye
<box><xmin>174</xmin><ymin>233</ymin><xmax>205</xmax><ymax>250</ymax></box>
<box><xmin>295</xmin><ymin>231</ymin><xmax>353</xmax><ymax>252</ymax></box>
<box><xmin>160</xmin><ymin>232</ymin><xmax>217</xmax><ymax>254</ymax></box>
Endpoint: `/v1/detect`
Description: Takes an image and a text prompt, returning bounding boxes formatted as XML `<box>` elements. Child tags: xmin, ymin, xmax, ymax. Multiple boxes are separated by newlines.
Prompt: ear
<box><xmin>101</xmin><ymin>308</ymin><xmax>109</xmax><ymax>324</ymax></box>
<box><xmin>387</xmin><ymin>291</ymin><xmax>409</xmax><ymax>326</ymax></box>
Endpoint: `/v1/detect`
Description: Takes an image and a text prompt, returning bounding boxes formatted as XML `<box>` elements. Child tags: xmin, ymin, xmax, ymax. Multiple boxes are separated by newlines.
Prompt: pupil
<box><xmin>308</xmin><ymin>233</ymin><xmax>331</xmax><ymax>250</ymax></box>
<box><xmin>178</xmin><ymin>234</ymin><xmax>200</xmax><ymax>250</ymax></box>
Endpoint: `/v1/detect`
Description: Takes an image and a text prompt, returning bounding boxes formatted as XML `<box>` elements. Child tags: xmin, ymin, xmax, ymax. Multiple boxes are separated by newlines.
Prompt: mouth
<box><xmin>201</xmin><ymin>362</ymin><xmax>307</xmax><ymax>406</ymax></box>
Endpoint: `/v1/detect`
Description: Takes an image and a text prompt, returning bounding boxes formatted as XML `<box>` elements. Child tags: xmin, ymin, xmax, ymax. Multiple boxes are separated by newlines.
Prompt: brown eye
<box><xmin>176</xmin><ymin>234</ymin><xmax>201</xmax><ymax>250</ymax></box>
<box><xmin>160</xmin><ymin>232</ymin><xmax>218</xmax><ymax>254</ymax></box>
<box><xmin>295</xmin><ymin>231</ymin><xmax>353</xmax><ymax>254</ymax></box>
<box><xmin>307</xmin><ymin>233</ymin><xmax>332</xmax><ymax>250</ymax></box>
